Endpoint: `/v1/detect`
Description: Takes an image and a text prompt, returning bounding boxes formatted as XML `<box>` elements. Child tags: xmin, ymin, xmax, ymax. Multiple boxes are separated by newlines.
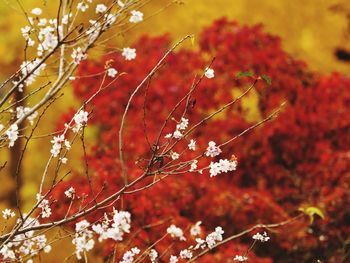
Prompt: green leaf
<box><xmin>299</xmin><ymin>206</ymin><xmax>325</xmax><ymax>224</ymax></box>
<box><xmin>236</xmin><ymin>71</ymin><xmax>253</xmax><ymax>78</ymax></box>
<box><xmin>261</xmin><ymin>74</ymin><xmax>272</xmax><ymax>85</ymax></box>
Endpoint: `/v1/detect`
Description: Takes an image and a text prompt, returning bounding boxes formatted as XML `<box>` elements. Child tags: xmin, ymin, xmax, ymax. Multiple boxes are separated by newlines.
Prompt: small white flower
<box><xmin>206</xmin><ymin>226</ymin><xmax>224</xmax><ymax>249</ymax></box>
<box><xmin>167</xmin><ymin>225</ymin><xmax>186</xmax><ymax>241</ymax></box>
<box><xmin>38</xmin><ymin>18</ymin><xmax>47</xmax><ymax>26</ymax></box>
<box><xmin>31</xmin><ymin>8</ymin><xmax>42</xmax><ymax>16</ymax></box>
<box><xmin>204</xmin><ymin>67</ymin><xmax>215</xmax><ymax>79</ymax></box>
<box><xmin>129</xmin><ymin>10</ymin><xmax>143</xmax><ymax>23</ymax></box>
<box><xmin>96</xmin><ymin>4</ymin><xmax>107</xmax><ymax>13</ymax></box>
<box><xmin>122</xmin><ymin>47</ymin><xmax>136</xmax><ymax>60</ymax></box>
<box><xmin>234</xmin><ymin>255</ymin><xmax>248</xmax><ymax>261</ymax></box>
<box><xmin>164</xmin><ymin>133</ymin><xmax>172</xmax><ymax>139</ymax></box>
<box><xmin>107</xmin><ymin>68</ymin><xmax>118</xmax><ymax>78</ymax></box>
<box><xmin>77</xmin><ymin>2</ymin><xmax>89</xmax><ymax>12</ymax></box>
<box><xmin>44</xmin><ymin>245</ymin><xmax>52</xmax><ymax>253</ymax></box>
<box><xmin>189</xmin><ymin>160</ymin><xmax>198</xmax><ymax>172</ymax></box>
<box><xmin>71</xmin><ymin>47</ymin><xmax>87</xmax><ymax>64</ymax></box>
<box><xmin>252</xmin><ymin>231</ymin><xmax>270</xmax><ymax>242</ymax></box>
<box><xmin>65</xmin><ymin>187</ymin><xmax>75</xmax><ymax>198</ymax></box>
<box><xmin>177</xmin><ymin>117</ymin><xmax>189</xmax><ymax>130</ymax></box>
<box><xmin>120</xmin><ymin>247</ymin><xmax>140</xmax><ymax>263</ymax></box>
<box><xmin>73</xmin><ymin>110</ymin><xmax>88</xmax><ymax>133</ymax></box>
<box><xmin>188</xmin><ymin>139</ymin><xmax>196</xmax><ymax>151</ymax></box>
<box><xmin>169</xmin><ymin>255</ymin><xmax>178</xmax><ymax>263</ymax></box>
<box><xmin>194</xmin><ymin>238</ymin><xmax>206</xmax><ymax>250</ymax></box>
<box><xmin>6</xmin><ymin>124</ymin><xmax>19</xmax><ymax>148</ymax></box>
<box><xmin>173</xmin><ymin>130</ymin><xmax>183</xmax><ymax>139</ymax></box>
<box><xmin>50</xmin><ymin>134</ymin><xmax>64</xmax><ymax>157</ymax></box>
<box><xmin>179</xmin><ymin>249</ymin><xmax>193</xmax><ymax>259</ymax></box>
<box><xmin>190</xmin><ymin>221</ymin><xmax>202</xmax><ymax>236</ymax></box>
<box><xmin>171</xmin><ymin>152</ymin><xmax>179</xmax><ymax>160</ymax></box>
<box><xmin>205</xmin><ymin>141</ymin><xmax>221</xmax><ymax>157</ymax></box>
<box><xmin>117</xmin><ymin>0</ymin><xmax>125</xmax><ymax>7</ymax></box>
<box><xmin>2</xmin><ymin>209</ymin><xmax>15</xmax><ymax>220</ymax></box>
<box><xmin>62</xmin><ymin>14</ymin><xmax>72</xmax><ymax>25</ymax></box>
<box><xmin>60</xmin><ymin>157</ymin><xmax>68</xmax><ymax>164</ymax></box>
<box><xmin>149</xmin><ymin>249</ymin><xmax>158</xmax><ymax>262</ymax></box>
<box><xmin>64</xmin><ymin>140</ymin><xmax>71</xmax><ymax>150</ymax></box>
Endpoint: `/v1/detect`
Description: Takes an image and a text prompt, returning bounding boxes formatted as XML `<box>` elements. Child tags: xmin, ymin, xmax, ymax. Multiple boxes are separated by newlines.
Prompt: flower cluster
<box><xmin>129</xmin><ymin>10</ymin><xmax>143</xmax><ymax>23</ymax></box>
<box><xmin>73</xmin><ymin>110</ymin><xmax>88</xmax><ymax>133</ymax></box>
<box><xmin>16</xmin><ymin>106</ymin><xmax>38</xmax><ymax>125</ymax></box>
<box><xmin>50</xmin><ymin>134</ymin><xmax>70</xmax><ymax>157</ymax></box>
<box><xmin>5</xmin><ymin>124</ymin><xmax>19</xmax><ymax>148</ymax></box>
<box><xmin>36</xmin><ymin>194</ymin><xmax>52</xmax><ymax>218</ymax></box>
<box><xmin>2</xmin><ymin>209</ymin><xmax>15</xmax><ymax>220</ymax></box>
<box><xmin>167</xmin><ymin>224</ymin><xmax>186</xmax><ymax>241</ymax></box>
<box><xmin>252</xmin><ymin>231</ymin><xmax>270</xmax><ymax>242</ymax></box>
<box><xmin>205</xmin><ymin>141</ymin><xmax>222</xmax><ymax>157</ymax></box>
<box><xmin>0</xmin><ymin>215</ymin><xmax>51</xmax><ymax>261</ymax></box>
<box><xmin>120</xmin><ymin>247</ymin><xmax>140</xmax><ymax>263</ymax></box>
<box><xmin>72</xmin><ymin>220</ymin><xmax>95</xmax><ymax>260</ymax></box>
<box><xmin>209</xmin><ymin>158</ymin><xmax>238</xmax><ymax>177</ymax></box>
<box><xmin>92</xmin><ymin>209</ymin><xmax>131</xmax><ymax>242</ymax></box>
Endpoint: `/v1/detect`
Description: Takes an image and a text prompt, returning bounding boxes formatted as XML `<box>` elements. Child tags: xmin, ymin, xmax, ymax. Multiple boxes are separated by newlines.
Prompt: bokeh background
<box><xmin>1</xmin><ymin>0</ymin><xmax>350</xmax><ymax>261</ymax></box>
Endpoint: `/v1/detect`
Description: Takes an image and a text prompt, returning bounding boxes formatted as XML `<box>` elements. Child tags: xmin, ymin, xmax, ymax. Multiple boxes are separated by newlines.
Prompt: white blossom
<box><xmin>189</xmin><ymin>160</ymin><xmax>198</xmax><ymax>172</ymax></box>
<box><xmin>179</xmin><ymin>249</ymin><xmax>192</xmax><ymax>259</ymax></box>
<box><xmin>50</xmin><ymin>134</ymin><xmax>64</xmax><ymax>157</ymax></box>
<box><xmin>62</xmin><ymin>14</ymin><xmax>72</xmax><ymax>25</ymax></box>
<box><xmin>2</xmin><ymin>209</ymin><xmax>15</xmax><ymax>219</ymax></box>
<box><xmin>209</xmin><ymin>158</ymin><xmax>237</xmax><ymax>177</ymax></box>
<box><xmin>6</xmin><ymin>124</ymin><xmax>19</xmax><ymax>148</ymax></box>
<box><xmin>92</xmin><ymin>209</ymin><xmax>131</xmax><ymax>242</ymax></box>
<box><xmin>164</xmin><ymin>133</ymin><xmax>172</xmax><ymax>139</ymax></box>
<box><xmin>107</xmin><ymin>68</ymin><xmax>118</xmax><ymax>78</ymax></box>
<box><xmin>169</xmin><ymin>255</ymin><xmax>178</xmax><ymax>263</ymax></box>
<box><xmin>117</xmin><ymin>0</ymin><xmax>125</xmax><ymax>7</ymax></box>
<box><xmin>31</xmin><ymin>8</ymin><xmax>42</xmax><ymax>16</ymax></box>
<box><xmin>122</xmin><ymin>47</ymin><xmax>136</xmax><ymax>60</ymax></box>
<box><xmin>73</xmin><ymin>110</ymin><xmax>88</xmax><ymax>133</ymax></box>
<box><xmin>65</xmin><ymin>187</ymin><xmax>75</xmax><ymax>198</ymax></box>
<box><xmin>129</xmin><ymin>10</ymin><xmax>143</xmax><ymax>23</ymax></box>
<box><xmin>194</xmin><ymin>238</ymin><xmax>206</xmax><ymax>250</ymax></box>
<box><xmin>96</xmin><ymin>4</ymin><xmax>107</xmax><ymax>13</ymax></box>
<box><xmin>77</xmin><ymin>2</ymin><xmax>89</xmax><ymax>12</ymax></box>
<box><xmin>120</xmin><ymin>247</ymin><xmax>140</xmax><ymax>263</ymax></box>
<box><xmin>188</xmin><ymin>139</ymin><xmax>196</xmax><ymax>151</ymax></box>
<box><xmin>173</xmin><ymin>130</ymin><xmax>183</xmax><ymax>139</ymax></box>
<box><xmin>205</xmin><ymin>141</ymin><xmax>221</xmax><ymax>157</ymax></box>
<box><xmin>16</xmin><ymin>106</ymin><xmax>38</xmax><ymax>125</ymax></box>
<box><xmin>171</xmin><ymin>152</ymin><xmax>179</xmax><ymax>160</ymax></box>
<box><xmin>20</xmin><ymin>59</ymin><xmax>46</xmax><ymax>85</ymax></box>
<box><xmin>72</xmin><ymin>220</ymin><xmax>95</xmax><ymax>260</ymax></box>
<box><xmin>36</xmin><ymin>194</ymin><xmax>51</xmax><ymax>218</ymax></box>
<box><xmin>234</xmin><ymin>255</ymin><xmax>248</xmax><ymax>261</ymax></box>
<box><xmin>206</xmin><ymin>226</ymin><xmax>224</xmax><ymax>249</ymax></box>
<box><xmin>0</xmin><ymin>245</ymin><xmax>16</xmax><ymax>260</ymax></box>
<box><xmin>190</xmin><ymin>221</ymin><xmax>202</xmax><ymax>236</ymax></box>
<box><xmin>167</xmin><ymin>224</ymin><xmax>186</xmax><ymax>241</ymax></box>
<box><xmin>177</xmin><ymin>117</ymin><xmax>189</xmax><ymax>130</ymax></box>
<box><xmin>252</xmin><ymin>231</ymin><xmax>270</xmax><ymax>242</ymax></box>
<box><xmin>204</xmin><ymin>67</ymin><xmax>215</xmax><ymax>79</ymax></box>
<box><xmin>149</xmin><ymin>249</ymin><xmax>158</xmax><ymax>262</ymax></box>
<box><xmin>72</xmin><ymin>47</ymin><xmax>87</xmax><ymax>64</ymax></box>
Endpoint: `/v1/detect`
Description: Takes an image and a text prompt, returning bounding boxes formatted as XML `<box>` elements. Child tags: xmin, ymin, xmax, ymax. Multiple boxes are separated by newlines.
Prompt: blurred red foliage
<box><xmin>52</xmin><ymin>18</ymin><xmax>350</xmax><ymax>262</ymax></box>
